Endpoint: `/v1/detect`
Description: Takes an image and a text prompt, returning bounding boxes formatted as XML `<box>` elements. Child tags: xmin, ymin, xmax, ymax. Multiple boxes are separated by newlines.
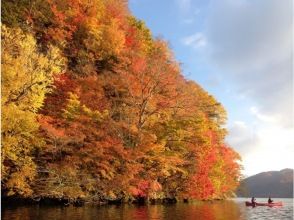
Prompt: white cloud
<box><xmin>249</xmin><ymin>106</ymin><xmax>282</xmax><ymax>124</ymax></box>
<box><xmin>181</xmin><ymin>9</ymin><xmax>200</xmax><ymax>24</ymax></box>
<box><xmin>205</xmin><ymin>1</ymin><xmax>293</xmax><ymax>175</ymax></box>
<box><xmin>176</xmin><ymin>0</ymin><xmax>293</xmax><ymax>176</ymax></box>
<box><xmin>181</xmin><ymin>33</ymin><xmax>206</xmax><ymax>48</ymax></box>
<box><xmin>175</xmin><ymin>0</ymin><xmax>201</xmax><ymax>25</ymax></box>
<box><xmin>227</xmin><ymin>119</ymin><xmax>294</xmax><ymax>176</ymax></box>
<box><xmin>205</xmin><ymin>0</ymin><xmax>293</xmax><ymax>127</ymax></box>
<box><xmin>227</xmin><ymin>121</ymin><xmax>259</xmax><ymax>157</ymax></box>
<box><xmin>240</xmin><ymin>126</ymin><xmax>294</xmax><ymax>176</ymax></box>
<box><xmin>175</xmin><ymin>0</ymin><xmax>191</xmax><ymax>13</ymax></box>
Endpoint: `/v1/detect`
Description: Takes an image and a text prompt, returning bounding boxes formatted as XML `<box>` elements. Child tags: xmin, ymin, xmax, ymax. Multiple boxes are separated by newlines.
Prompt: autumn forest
<box><xmin>1</xmin><ymin>0</ymin><xmax>241</xmax><ymax>204</ymax></box>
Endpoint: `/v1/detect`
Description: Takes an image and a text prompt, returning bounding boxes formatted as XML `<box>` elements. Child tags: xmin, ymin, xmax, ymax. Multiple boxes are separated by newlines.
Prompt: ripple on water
<box><xmin>2</xmin><ymin>198</ymin><xmax>293</xmax><ymax>220</ymax></box>
<box><xmin>236</xmin><ymin>198</ymin><xmax>293</xmax><ymax>220</ymax></box>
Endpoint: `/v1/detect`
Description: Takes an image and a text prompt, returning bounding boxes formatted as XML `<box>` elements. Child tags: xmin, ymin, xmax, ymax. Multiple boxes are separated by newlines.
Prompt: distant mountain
<box><xmin>236</xmin><ymin>168</ymin><xmax>293</xmax><ymax>198</ymax></box>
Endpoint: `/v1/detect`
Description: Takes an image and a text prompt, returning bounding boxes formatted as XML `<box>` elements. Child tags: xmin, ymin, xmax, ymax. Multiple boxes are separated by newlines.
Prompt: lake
<box><xmin>2</xmin><ymin>198</ymin><xmax>293</xmax><ymax>220</ymax></box>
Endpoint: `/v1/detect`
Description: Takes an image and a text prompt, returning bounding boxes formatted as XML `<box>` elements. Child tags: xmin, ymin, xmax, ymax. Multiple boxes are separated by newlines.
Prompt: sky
<box><xmin>129</xmin><ymin>0</ymin><xmax>293</xmax><ymax>177</ymax></box>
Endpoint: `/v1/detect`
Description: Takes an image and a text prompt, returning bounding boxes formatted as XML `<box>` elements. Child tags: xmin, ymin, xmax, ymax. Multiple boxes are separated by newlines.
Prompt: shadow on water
<box><xmin>3</xmin><ymin>198</ymin><xmax>293</xmax><ymax>219</ymax></box>
<box><xmin>2</xmin><ymin>200</ymin><xmax>247</xmax><ymax>220</ymax></box>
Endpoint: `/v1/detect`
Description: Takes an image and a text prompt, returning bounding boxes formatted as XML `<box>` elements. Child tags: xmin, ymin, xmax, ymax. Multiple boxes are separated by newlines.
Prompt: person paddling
<box><xmin>268</xmin><ymin>197</ymin><xmax>273</xmax><ymax>204</ymax></box>
<box><xmin>251</xmin><ymin>197</ymin><xmax>256</xmax><ymax>206</ymax></box>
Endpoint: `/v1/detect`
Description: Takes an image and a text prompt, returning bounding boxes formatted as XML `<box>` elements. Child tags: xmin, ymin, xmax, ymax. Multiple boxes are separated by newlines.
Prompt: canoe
<box><xmin>245</xmin><ymin>201</ymin><xmax>283</xmax><ymax>207</ymax></box>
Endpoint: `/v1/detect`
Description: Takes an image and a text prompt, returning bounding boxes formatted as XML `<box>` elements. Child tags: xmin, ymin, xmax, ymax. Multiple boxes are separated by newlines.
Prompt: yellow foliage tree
<box><xmin>1</xmin><ymin>25</ymin><xmax>64</xmax><ymax>196</ymax></box>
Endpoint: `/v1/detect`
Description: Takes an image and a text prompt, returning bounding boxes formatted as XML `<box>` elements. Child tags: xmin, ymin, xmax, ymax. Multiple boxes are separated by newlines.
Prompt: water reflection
<box><xmin>2</xmin><ymin>199</ymin><xmax>293</xmax><ymax>220</ymax></box>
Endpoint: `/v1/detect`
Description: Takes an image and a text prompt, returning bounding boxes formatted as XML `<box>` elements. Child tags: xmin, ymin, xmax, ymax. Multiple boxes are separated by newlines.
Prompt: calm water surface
<box><xmin>2</xmin><ymin>198</ymin><xmax>293</xmax><ymax>220</ymax></box>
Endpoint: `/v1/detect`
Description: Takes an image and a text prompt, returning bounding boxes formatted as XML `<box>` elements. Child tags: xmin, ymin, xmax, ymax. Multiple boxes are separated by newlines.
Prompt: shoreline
<box><xmin>1</xmin><ymin>196</ymin><xmax>227</xmax><ymax>207</ymax></box>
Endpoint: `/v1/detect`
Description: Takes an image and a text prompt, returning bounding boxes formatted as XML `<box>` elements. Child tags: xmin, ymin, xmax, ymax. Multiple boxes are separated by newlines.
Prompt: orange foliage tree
<box><xmin>2</xmin><ymin>0</ymin><xmax>242</xmax><ymax>202</ymax></box>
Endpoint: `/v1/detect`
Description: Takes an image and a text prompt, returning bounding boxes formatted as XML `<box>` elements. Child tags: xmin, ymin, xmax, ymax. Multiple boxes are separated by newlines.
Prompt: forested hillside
<box><xmin>1</xmin><ymin>0</ymin><xmax>241</xmax><ymax>204</ymax></box>
<box><xmin>236</xmin><ymin>169</ymin><xmax>293</xmax><ymax>198</ymax></box>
